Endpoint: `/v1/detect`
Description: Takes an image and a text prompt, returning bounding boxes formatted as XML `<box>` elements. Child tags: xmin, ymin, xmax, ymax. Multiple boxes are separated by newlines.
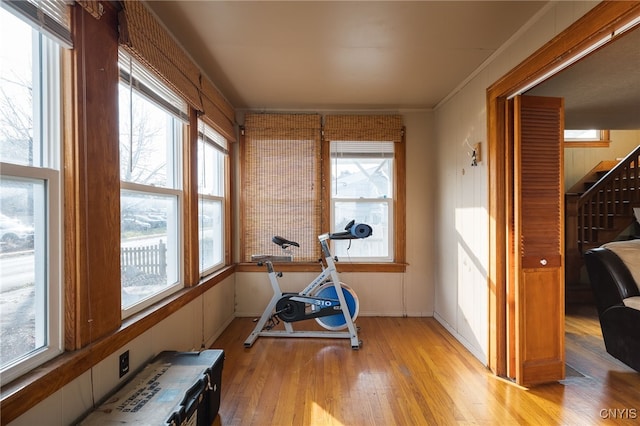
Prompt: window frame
<box><xmin>197</xmin><ymin>119</ymin><xmax>228</xmax><ymax>276</ymax></box>
<box><xmin>564</xmin><ymin>129</ymin><xmax>610</xmax><ymax>147</ymax></box>
<box><xmin>118</xmin><ymin>50</ymin><xmax>187</xmax><ymax>318</ymax></box>
<box><xmin>329</xmin><ymin>141</ymin><xmax>396</xmax><ymax>262</ymax></box>
<box><xmin>0</xmin><ymin>10</ymin><xmax>63</xmax><ymax>384</ymax></box>
<box><xmin>0</xmin><ymin>165</ymin><xmax>63</xmax><ymax>383</ymax></box>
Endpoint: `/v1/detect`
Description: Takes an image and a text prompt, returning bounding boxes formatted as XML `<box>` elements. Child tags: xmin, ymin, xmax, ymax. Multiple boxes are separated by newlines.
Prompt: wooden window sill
<box><xmin>236</xmin><ymin>262</ymin><xmax>407</xmax><ymax>273</ymax></box>
<box><xmin>564</xmin><ymin>140</ymin><xmax>611</xmax><ymax>148</ymax></box>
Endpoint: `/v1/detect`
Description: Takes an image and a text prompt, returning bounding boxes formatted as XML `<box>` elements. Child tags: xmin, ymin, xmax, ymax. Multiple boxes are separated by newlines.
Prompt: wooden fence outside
<box><xmin>121</xmin><ymin>240</ymin><xmax>167</xmax><ymax>277</ymax></box>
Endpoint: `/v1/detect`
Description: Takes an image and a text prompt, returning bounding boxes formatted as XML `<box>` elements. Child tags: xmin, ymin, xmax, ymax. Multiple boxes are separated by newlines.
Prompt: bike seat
<box><xmin>272</xmin><ymin>236</ymin><xmax>300</xmax><ymax>248</ymax></box>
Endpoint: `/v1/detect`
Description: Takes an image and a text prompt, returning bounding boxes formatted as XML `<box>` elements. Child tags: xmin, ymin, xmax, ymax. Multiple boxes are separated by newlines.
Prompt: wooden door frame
<box><xmin>487</xmin><ymin>1</ymin><xmax>640</xmax><ymax>376</ymax></box>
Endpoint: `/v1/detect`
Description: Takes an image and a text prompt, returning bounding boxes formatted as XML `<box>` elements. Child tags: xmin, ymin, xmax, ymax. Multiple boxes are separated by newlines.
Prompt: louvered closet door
<box><xmin>513</xmin><ymin>95</ymin><xmax>565</xmax><ymax>385</ymax></box>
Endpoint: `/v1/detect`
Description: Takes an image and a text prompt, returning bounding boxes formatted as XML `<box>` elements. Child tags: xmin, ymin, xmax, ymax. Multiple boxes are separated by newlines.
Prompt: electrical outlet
<box><xmin>119</xmin><ymin>350</ymin><xmax>130</xmax><ymax>378</ymax></box>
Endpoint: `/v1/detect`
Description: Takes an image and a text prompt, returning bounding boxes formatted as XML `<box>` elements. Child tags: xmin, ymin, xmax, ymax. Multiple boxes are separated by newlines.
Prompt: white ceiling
<box><xmin>145</xmin><ymin>1</ymin><xmax>547</xmax><ymax>111</ymax></box>
<box><xmin>146</xmin><ymin>1</ymin><xmax>639</xmax><ymax>129</ymax></box>
<box><xmin>526</xmin><ymin>24</ymin><xmax>640</xmax><ymax>130</ymax></box>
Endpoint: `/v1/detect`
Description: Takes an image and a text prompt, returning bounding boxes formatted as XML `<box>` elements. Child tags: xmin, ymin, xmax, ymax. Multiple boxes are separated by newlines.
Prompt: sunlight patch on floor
<box><xmin>311</xmin><ymin>401</ymin><xmax>344</xmax><ymax>426</ymax></box>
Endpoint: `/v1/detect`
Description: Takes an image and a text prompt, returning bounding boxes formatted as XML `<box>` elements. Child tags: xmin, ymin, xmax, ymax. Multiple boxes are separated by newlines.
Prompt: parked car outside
<box><xmin>122</xmin><ymin>216</ymin><xmax>151</xmax><ymax>232</ymax></box>
<box><xmin>0</xmin><ymin>214</ymin><xmax>34</xmax><ymax>252</ymax></box>
<box><xmin>132</xmin><ymin>214</ymin><xmax>166</xmax><ymax>229</ymax></box>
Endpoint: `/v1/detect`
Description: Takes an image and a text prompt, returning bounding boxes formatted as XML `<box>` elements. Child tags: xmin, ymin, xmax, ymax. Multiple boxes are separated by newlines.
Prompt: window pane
<box><xmin>119</xmin><ymin>83</ymin><xmax>180</xmax><ymax>189</ymax></box>
<box><xmin>199</xmin><ymin>198</ymin><xmax>223</xmax><ymax>272</ymax></box>
<box><xmin>564</xmin><ymin>129</ymin><xmax>599</xmax><ymax>140</ymax></box>
<box><xmin>333</xmin><ymin>201</ymin><xmax>389</xmax><ymax>258</ymax></box>
<box><xmin>330</xmin><ymin>141</ymin><xmax>393</xmax><ymax>261</ymax></box>
<box><xmin>121</xmin><ymin>190</ymin><xmax>179</xmax><ymax>309</ymax></box>
<box><xmin>119</xmin><ymin>51</ymin><xmax>184</xmax><ymax>315</ymax></box>
<box><xmin>0</xmin><ymin>9</ymin><xmax>36</xmax><ymax>167</ymax></box>
<box><xmin>0</xmin><ymin>177</ymin><xmax>45</xmax><ymax>369</ymax></box>
<box><xmin>332</xmin><ymin>157</ymin><xmax>392</xmax><ymax>199</ymax></box>
<box><xmin>198</xmin><ymin>142</ymin><xmax>224</xmax><ymax>197</ymax></box>
<box><xmin>197</xmin><ymin>121</ymin><xmax>226</xmax><ymax>274</ymax></box>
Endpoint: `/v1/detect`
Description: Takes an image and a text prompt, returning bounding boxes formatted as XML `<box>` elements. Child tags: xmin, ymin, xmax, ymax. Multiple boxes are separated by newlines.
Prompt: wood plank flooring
<box><xmin>211</xmin><ymin>305</ymin><xmax>640</xmax><ymax>425</ymax></box>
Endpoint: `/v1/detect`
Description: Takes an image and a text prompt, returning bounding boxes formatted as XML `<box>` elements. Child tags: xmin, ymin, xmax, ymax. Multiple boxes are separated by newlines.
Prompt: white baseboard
<box><xmin>433</xmin><ymin>311</ymin><xmax>487</xmax><ymax>365</ymax></box>
<box><xmin>235</xmin><ymin>311</ymin><xmax>435</xmax><ymax>318</ymax></box>
<box><xmin>205</xmin><ymin>314</ymin><xmax>236</xmax><ymax>348</ymax></box>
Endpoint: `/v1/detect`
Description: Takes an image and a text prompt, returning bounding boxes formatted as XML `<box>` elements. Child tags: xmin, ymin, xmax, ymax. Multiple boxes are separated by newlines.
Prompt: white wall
<box><xmin>9</xmin><ymin>276</ymin><xmax>236</xmax><ymax>426</ymax></box>
<box><xmin>235</xmin><ymin>111</ymin><xmax>435</xmax><ymax>318</ymax></box>
<box><xmin>433</xmin><ymin>1</ymin><xmax>600</xmax><ymax>364</ymax></box>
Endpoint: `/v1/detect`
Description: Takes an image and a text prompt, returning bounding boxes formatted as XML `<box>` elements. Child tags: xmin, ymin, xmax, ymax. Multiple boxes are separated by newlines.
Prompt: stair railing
<box><xmin>573</xmin><ymin>145</ymin><xmax>640</xmax><ymax>253</ymax></box>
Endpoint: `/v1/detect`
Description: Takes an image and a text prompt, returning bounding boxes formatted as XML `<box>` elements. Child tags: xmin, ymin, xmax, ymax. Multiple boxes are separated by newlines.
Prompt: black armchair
<box><xmin>585</xmin><ymin>245</ymin><xmax>640</xmax><ymax>372</ymax></box>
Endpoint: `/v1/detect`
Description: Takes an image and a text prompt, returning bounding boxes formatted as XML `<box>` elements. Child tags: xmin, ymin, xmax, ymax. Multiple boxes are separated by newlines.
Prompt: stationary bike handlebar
<box><xmin>271</xmin><ymin>220</ymin><xmax>372</xmax><ymax>251</ymax></box>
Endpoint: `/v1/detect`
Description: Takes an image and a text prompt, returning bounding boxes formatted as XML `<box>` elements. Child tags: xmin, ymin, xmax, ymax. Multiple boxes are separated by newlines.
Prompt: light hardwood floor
<box><xmin>211</xmin><ymin>305</ymin><xmax>640</xmax><ymax>425</ymax></box>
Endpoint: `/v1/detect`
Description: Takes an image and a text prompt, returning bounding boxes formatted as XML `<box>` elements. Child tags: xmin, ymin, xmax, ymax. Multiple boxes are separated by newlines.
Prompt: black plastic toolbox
<box><xmin>78</xmin><ymin>349</ymin><xmax>224</xmax><ymax>425</ymax></box>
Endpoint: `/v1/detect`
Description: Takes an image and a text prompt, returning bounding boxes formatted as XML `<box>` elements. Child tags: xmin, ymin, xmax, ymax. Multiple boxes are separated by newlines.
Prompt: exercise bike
<box><xmin>244</xmin><ymin>220</ymin><xmax>372</xmax><ymax>349</ymax></box>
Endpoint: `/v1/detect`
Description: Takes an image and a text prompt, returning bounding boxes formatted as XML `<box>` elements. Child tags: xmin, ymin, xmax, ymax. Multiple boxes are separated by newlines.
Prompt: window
<box><xmin>197</xmin><ymin>120</ymin><xmax>227</xmax><ymax>275</ymax></box>
<box><xmin>118</xmin><ymin>51</ymin><xmax>186</xmax><ymax>316</ymax></box>
<box><xmin>564</xmin><ymin>129</ymin><xmax>610</xmax><ymax>147</ymax></box>
<box><xmin>0</xmin><ymin>6</ymin><xmax>63</xmax><ymax>383</ymax></box>
<box><xmin>330</xmin><ymin>142</ymin><xmax>394</xmax><ymax>261</ymax></box>
<box><xmin>323</xmin><ymin>114</ymin><xmax>404</xmax><ymax>264</ymax></box>
<box><xmin>240</xmin><ymin>114</ymin><xmax>404</xmax><ymax>266</ymax></box>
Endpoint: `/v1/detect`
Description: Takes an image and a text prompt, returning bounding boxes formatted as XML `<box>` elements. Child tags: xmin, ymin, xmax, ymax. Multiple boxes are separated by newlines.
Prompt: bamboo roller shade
<box><xmin>242</xmin><ymin>114</ymin><xmax>322</xmax><ymax>262</ymax></box>
<box><xmin>76</xmin><ymin>0</ymin><xmax>104</xmax><ymax>20</ymax></box>
<box><xmin>116</xmin><ymin>0</ymin><xmax>236</xmax><ymax>141</ymax></box>
<box><xmin>324</xmin><ymin>114</ymin><xmax>404</xmax><ymax>143</ymax></box>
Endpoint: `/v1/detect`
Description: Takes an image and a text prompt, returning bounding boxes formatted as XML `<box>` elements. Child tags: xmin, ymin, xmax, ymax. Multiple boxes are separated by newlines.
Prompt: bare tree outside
<box><xmin>119</xmin><ymin>89</ymin><xmax>168</xmax><ymax>186</ymax></box>
<box><xmin>0</xmin><ymin>76</ymin><xmax>33</xmax><ymax>166</ymax></box>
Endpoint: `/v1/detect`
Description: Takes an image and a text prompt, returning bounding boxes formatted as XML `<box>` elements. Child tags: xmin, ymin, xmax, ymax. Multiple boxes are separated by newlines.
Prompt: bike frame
<box><xmin>244</xmin><ymin>233</ymin><xmax>361</xmax><ymax>349</ymax></box>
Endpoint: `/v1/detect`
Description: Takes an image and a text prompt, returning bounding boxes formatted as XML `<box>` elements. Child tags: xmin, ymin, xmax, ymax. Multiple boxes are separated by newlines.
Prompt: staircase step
<box><xmin>580</xmin><ymin>219</ymin><xmax>635</xmax><ymax>232</ymax></box>
<box><xmin>594</xmin><ymin>186</ymin><xmax>638</xmax><ymax>192</ymax></box>
<box><xmin>586</xmin><ymin>199</ymin><xmax>631</xmax><ymax>206</ymax></box>
<box><xmin>581</xmin><ymin>179</ymin><xmax>638</xmax><ymax>193</ymax></box>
